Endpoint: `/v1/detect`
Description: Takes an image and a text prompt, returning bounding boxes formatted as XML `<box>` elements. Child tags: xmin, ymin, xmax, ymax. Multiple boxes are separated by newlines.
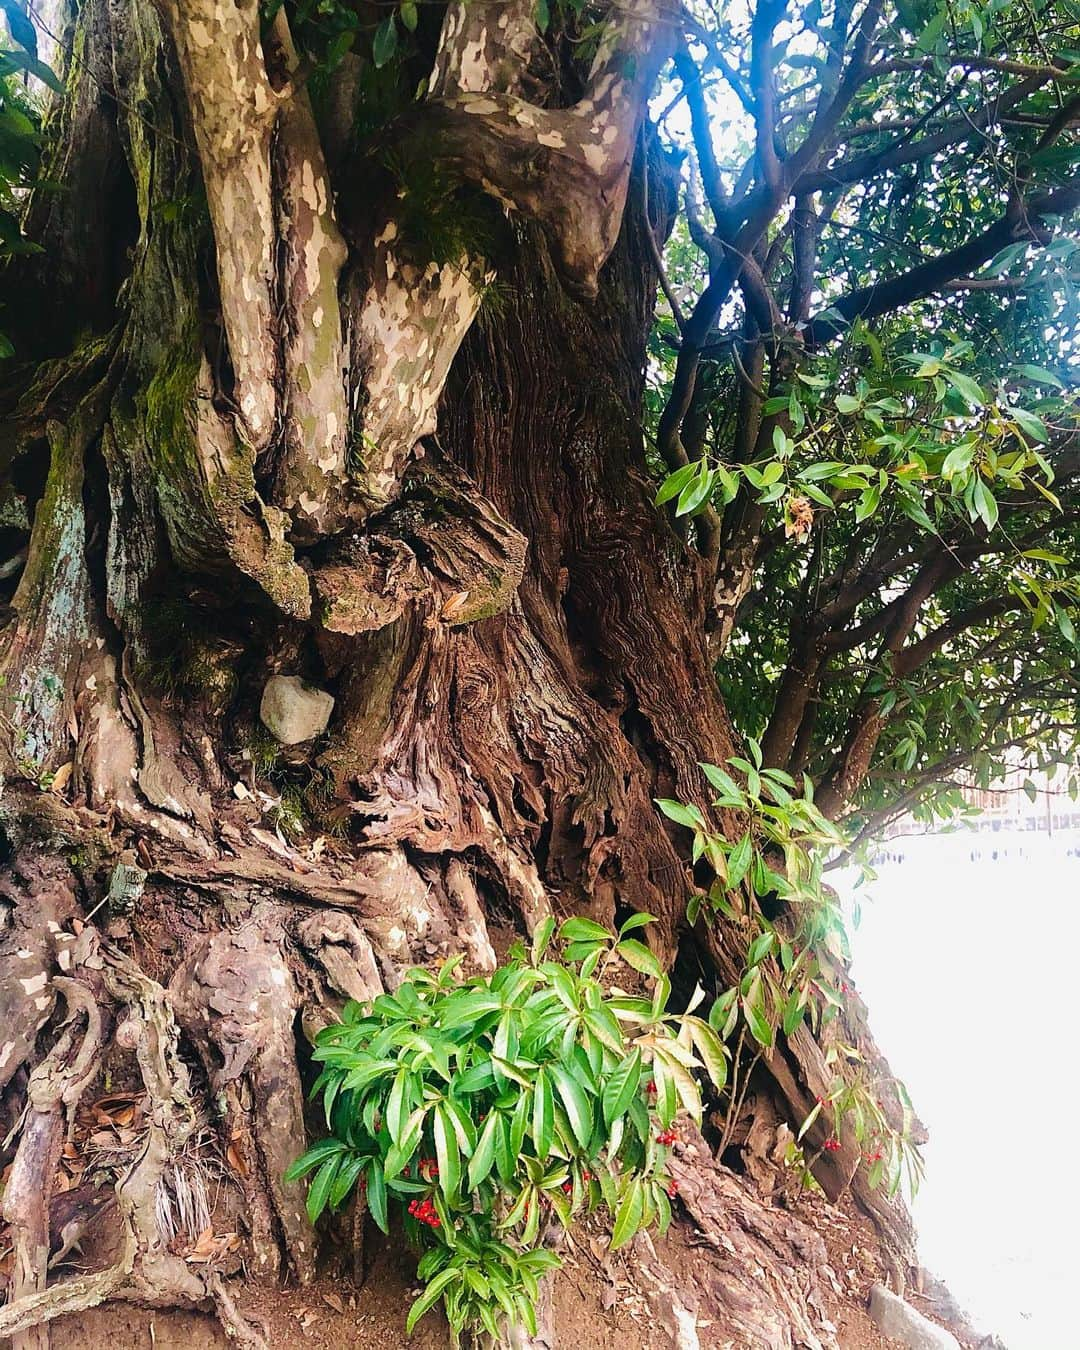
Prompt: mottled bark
<box><xmin>0</xmin><ymin>1</ymin><xmax>916</xmax><ymax>1345</ymax></box>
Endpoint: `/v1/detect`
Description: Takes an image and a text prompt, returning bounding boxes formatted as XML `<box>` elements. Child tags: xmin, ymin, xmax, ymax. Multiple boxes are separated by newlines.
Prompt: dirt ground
<box><xmin>36</xmin><ymin>1192</ymin><xmax>928</xmax><ymax>1350</ymax></box>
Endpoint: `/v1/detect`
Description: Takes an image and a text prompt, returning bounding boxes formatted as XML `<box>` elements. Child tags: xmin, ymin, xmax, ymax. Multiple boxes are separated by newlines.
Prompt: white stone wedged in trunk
<box><xmin>259</xmin><ymin>675</ymin><xmax>334</xmax><ymax>745</ymax></box>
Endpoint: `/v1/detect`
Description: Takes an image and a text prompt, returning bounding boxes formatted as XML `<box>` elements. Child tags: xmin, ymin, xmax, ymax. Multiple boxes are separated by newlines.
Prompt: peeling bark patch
<box><xmin>168</xmin><ymin>0</ymin><xmax>278</xmax><ymax>451</ymax></box>
<box><xmin>1</xmin><ymin>418</ymin><xmax>92</xmax><ymax>769</ymax></box>
<box><xmin>270</xmin><ymin>12</ymin><xmax>351</xmax><ymax>538</ymax></box>
<box><xmin>355</xmin><ymin>251</ymin><xmax>487</xmax><ymax>503</ymax></box>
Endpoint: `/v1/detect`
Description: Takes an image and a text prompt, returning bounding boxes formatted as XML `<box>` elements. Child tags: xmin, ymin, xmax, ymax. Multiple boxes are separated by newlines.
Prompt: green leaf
<box><xmin>797</xmin><ymin>1101</ymin><xmax>822</xmax><ymax>1141</ymax></box>
<box><xmin>386</xmin><ymin>1068</ymin><xmax>409</xmax><ymax>1143</ymax></box>
<box><xmin>1021</xmin><ymin>549</ymin><xmax>1067</xmax><ymax>564</ymax></box>
<box><xmin>655</xmin><ymin>798</ymin><xmax>705</xmax><ymax>830</ymax></box>
<box><xmin>699</xmin><ymin>762</ymin><xmax>742</xmax><ymax>798</ymax></box>
<box><xmin>1012</xmin><ymin>363</ymin><xmax>1064</xmax><ymax>389</ymax></box>
<box><xmin>742</xmin><ymin>995</ymin><xmax>774</xmax><ymax>1048</ymax></box>
<box><xmin>799</xmin><ymin>461</ymin><xmax>846</xmax><ymax>481</ymax></box>
<box><xmin>708</xmin><ymin>987</ymin><xmax>737</xmax><ymax>1035</ymax></box>
<box><xmin>531</xmin><ymin>914</ymin><xmax>556</xmax><ymax>964</ymax></box>
<box><xmin>283</xmin><ymin>1137</ymin><xmax>345</xmax><ymax>1183</ymax></box>
<box><xmin>399</xmin><ymin>0</ymin><xmax>418</xmax><ymax>31</ymax></box>
<box><xmin>611</xmin><ymin>1177</ymin><xmax>645</xmax><ymax>1250</ymax></box>
<box><xmin>971</xmin><ymin>477</ymin><xmax>999</xmax><ymax>532</ymax></box>
<box><xmin>468</xmin><ymin>1108</ymin><xmax>500</xmax><ymax>1190</ymax></box>
<box><xmin>619</xmin><ymin>912</ymin><xmax>655</xmax><ymax>937</ymax></box>
<box><xmin>655</xmin><ymin>461</ymin><xmax>697</xmax><ymax>506</ymax></box>
<box><xmin>1</xmin><ymin>0</ymin><xmax>37</xmax><ymax>56</ymax></box>
<box><xmin>366</xmin><ymin>1159</ymin><xmax>389</xmax><ymax>1233</ymax></box>
<box><xmin>306</xmin><ymin>1155</ymin><xmax>341</xmax><ymax>1223</ymax></box>
<box><xmin>385</xmin><ymin>1105</ymin><xmax>425</xmax><ymax>1179</ymax></box>
<box><xmin>559</xmin><ymin>916</ymin><xmax>611</xmax><ymax>943</ymax></box>
<box><xmin>434</xmin><ymin>1101</ymin><xmax>462</xmax><ymax>1200</ymax></box>
<box><xmin>406</xmin><ymin>1267</ymin><xmax>460</xmax><ymax>1335</ymax></box>
<box><xmin>676</xmin><ymin>465</ymin><xmax>714</xmax><ymax>517</ymax></box>
<box><xmin>1011</xmin><ymin>407</ymin><xmax>1049</xmax><ymax>444</ymax></box>
<box><xmin>942</xmin><ymin>369</ymin><xmax>984</xmax><ymax>406</ymax></box>
<box><xmin>372</xmin><ymin>15</ymin><xmax>398</xmax><ymax>67</ymax></box>
<box><xmin>727</xmin><ymin>832</ymin><xmax>753</xmax><ymax>890</ymax></box>
<box><xmin>549</xmin><ymin>1062</ymin><xmax>593</xmax><ymax>1150</ymax></box>
<box><xmin>941</xmin><ymin>442</ymin><xmax>975</xmax><ymax>477</ymax></box>
<box><xmin>495</xmin><ymin>1111</ymin><xmax>516</xmax><ymax>1183</ymax></box>
<box><xmin>602</xmin><ymin>1046</ymin><xmax>642</xmax><ymax>1125</ymax></box>
<box><xmin>685</xmin><ymin>1018</ymin><xmax>727</xmax><ymax>1091</ymax></box>
<box><xmin>329</xmin><ymin>1152</ymin><xmax>365</xmax><ymax>1209</ymax></box>
<box><xmin>532</xmin><ymin>1068</ymin><xmax>554</xmax><ymax>1160</ymax></box>
<box><xmin>715</xmin><ymin>464</ymin><xmax>739</xmax><ymax>502</ymax></box>
<box><xmin>782</xmin><ymin>989</ymin><xmax>805</xmax><ymax>1037</ymax></box>
<box><xmin>835</xmin><ymin>393</ymin><xmax>862</xmax><ymax>414</ymax></box>
<box><xmin>616</xmin><ymin>939</ymin><xmax>663</xmax><ymax>980</ymax></box>
<box><xmin>747</xmin><ymin>930</ymin><xmax>775</xmax><ymax>967</ymax></box>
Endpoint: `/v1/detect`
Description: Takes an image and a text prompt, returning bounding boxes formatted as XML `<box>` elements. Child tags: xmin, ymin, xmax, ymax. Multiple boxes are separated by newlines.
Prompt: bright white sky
<box><xmin>837</xmin><ymin>827</ymin><xmax>1080</xmax><ymax>1350</ymax></box>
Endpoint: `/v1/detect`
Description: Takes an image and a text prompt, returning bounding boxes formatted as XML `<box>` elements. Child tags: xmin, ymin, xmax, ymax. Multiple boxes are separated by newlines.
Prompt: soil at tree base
<box><xmin>39</xmin><ymin>1194</ymin><xmax>964</xmax><ymax>1350</ymax></box>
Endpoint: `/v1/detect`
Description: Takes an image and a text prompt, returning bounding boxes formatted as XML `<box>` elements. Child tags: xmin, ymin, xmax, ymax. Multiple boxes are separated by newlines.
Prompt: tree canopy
<box><xmin>639</xmin><ymin>0</ymin><xmax>1080</xmax><ymax>839</ymax></box>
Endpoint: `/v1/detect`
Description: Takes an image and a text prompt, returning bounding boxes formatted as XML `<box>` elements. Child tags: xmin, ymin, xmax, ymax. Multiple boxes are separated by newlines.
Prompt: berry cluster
<box><xmin>656</xmin><ymin>1128</ymin><xmax>678</xmax><ymax>1146</ymax></box>
<box><xmin>417</xmin><ymin>1156</ymin><xmax>439</xmax><ymax>1181</ymax></box>
<box><xmin>666</xmin><ymin>1180</ymin><xmax>679</xmax><ymax>1198</ymax></box>
<box><xmin>863</xmin><ymin>1148</ymin><xmax>884</xmax><ymax>1163</ymax></box>
<box><xmin>407</xmin><ymin>1197</ymin><xmax>441</xmax><ymax>1227</ymax></box>
<box><xmin>561</xmin><ymin>1170</ymin><xmax>592</xmax><ymax>1195</ymax></box>
<box><xmin>823</xmin><ymin>1137</ymin><xmax>841</xmax><ymax>1152</ymax></box>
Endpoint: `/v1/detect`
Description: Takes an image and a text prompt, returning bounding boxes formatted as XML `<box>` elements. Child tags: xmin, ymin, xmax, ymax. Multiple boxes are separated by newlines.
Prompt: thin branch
<box><xmin>641</xmin><ymin>138</ymin><xmax>687</xmax><ymax>329</ymax></box>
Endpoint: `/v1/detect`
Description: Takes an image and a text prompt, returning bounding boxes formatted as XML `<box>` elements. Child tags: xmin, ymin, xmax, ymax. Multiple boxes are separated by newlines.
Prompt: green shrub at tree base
<box><xmin>287</xmin><ymin>915</ymin><xmax>727</xmax><ymax>1343</ymax></box>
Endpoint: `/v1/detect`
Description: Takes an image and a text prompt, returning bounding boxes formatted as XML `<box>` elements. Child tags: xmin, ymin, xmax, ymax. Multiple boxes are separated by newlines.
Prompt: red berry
<box><xmin>667</xmin><ymin>1181</ymin><xmax>678</xmax><ymax>1198</ymax></box>
<box><xmin>823</xmin><ymin>1137</ymin><xmax>841</xmax><ymax>1152</ymax></box>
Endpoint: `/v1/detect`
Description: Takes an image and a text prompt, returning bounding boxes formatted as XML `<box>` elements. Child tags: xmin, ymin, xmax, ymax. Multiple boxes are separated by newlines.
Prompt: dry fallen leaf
<box><xmin>185</xmin><ymin>1229</ymin><xmax>240</xmax><ymax>1264</ymax></box>
<box><xmin>50</xmin><ymin>761</ymin><xmax>74</xmax><ymax>796</ymax></box>
<box><xmin>440</xmin><ymin>589</ymin><xmax>471</xmax><ymax>621</ymax></box>
<box><xmin>226</xmin><ymin>1141</ymin><xmax>249</xmax><ymax>1179</ymax></box>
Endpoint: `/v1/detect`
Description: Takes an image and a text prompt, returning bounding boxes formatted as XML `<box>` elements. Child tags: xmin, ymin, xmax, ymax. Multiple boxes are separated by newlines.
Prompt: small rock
<box><xmin>107</xmin><ymin>856</ymin><xmax>147</xmax><ymax>916</ymax></box>
<box><xmin>259</xmin><ymin>675</ymin><xmax>334</xmax><ymax>745</ymax></box>
<box><xmin>869</xmin><ymin>1285</ymin><xmax>961</xmax><ymax>1350</ymax></box>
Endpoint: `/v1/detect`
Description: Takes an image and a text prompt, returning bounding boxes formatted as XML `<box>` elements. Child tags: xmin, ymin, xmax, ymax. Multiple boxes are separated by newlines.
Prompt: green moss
<box><xmin>268</xmin><ymin>786</ymin><xmax>307</xmax><ymax>842</ymax></box>
<box><xmin>244</xmin><ymin>724</ymin><xmax>282</xmax><ymax>779</ymax></box>
<box><xmin>134</xmin><ymin>602</ymin><xmax>240</xmax><ymax>713</ymax></box>
<box><xmin>136</xmin><ymin>329</ymin><xmax>310</xmax><ymax>619</ymax></box>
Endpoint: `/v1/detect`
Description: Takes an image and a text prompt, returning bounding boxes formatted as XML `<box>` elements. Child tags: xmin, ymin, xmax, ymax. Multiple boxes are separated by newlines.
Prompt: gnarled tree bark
<box><xmin>0</xmin><ymin>1</ymin><xmax>916</xmax><ymax>1345</ymax></box>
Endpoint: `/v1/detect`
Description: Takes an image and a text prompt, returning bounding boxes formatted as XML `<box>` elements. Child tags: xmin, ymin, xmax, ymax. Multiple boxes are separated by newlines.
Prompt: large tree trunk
<box><xmin>0</xmin><ymin>1</ymin><xmax>915</xmax><ymax>1345</ymax></box>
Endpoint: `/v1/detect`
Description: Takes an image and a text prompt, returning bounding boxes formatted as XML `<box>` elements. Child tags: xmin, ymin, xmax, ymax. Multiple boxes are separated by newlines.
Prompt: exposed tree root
<box><xmin>0</xmin><ymin>879</ymin><xmax>267</xmax><ymax>1346</ymax></box>
<box><xmin>666</xmin><ymin>1128</ymin><xmax>837</xmax><ymax>1350</ymax></box>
